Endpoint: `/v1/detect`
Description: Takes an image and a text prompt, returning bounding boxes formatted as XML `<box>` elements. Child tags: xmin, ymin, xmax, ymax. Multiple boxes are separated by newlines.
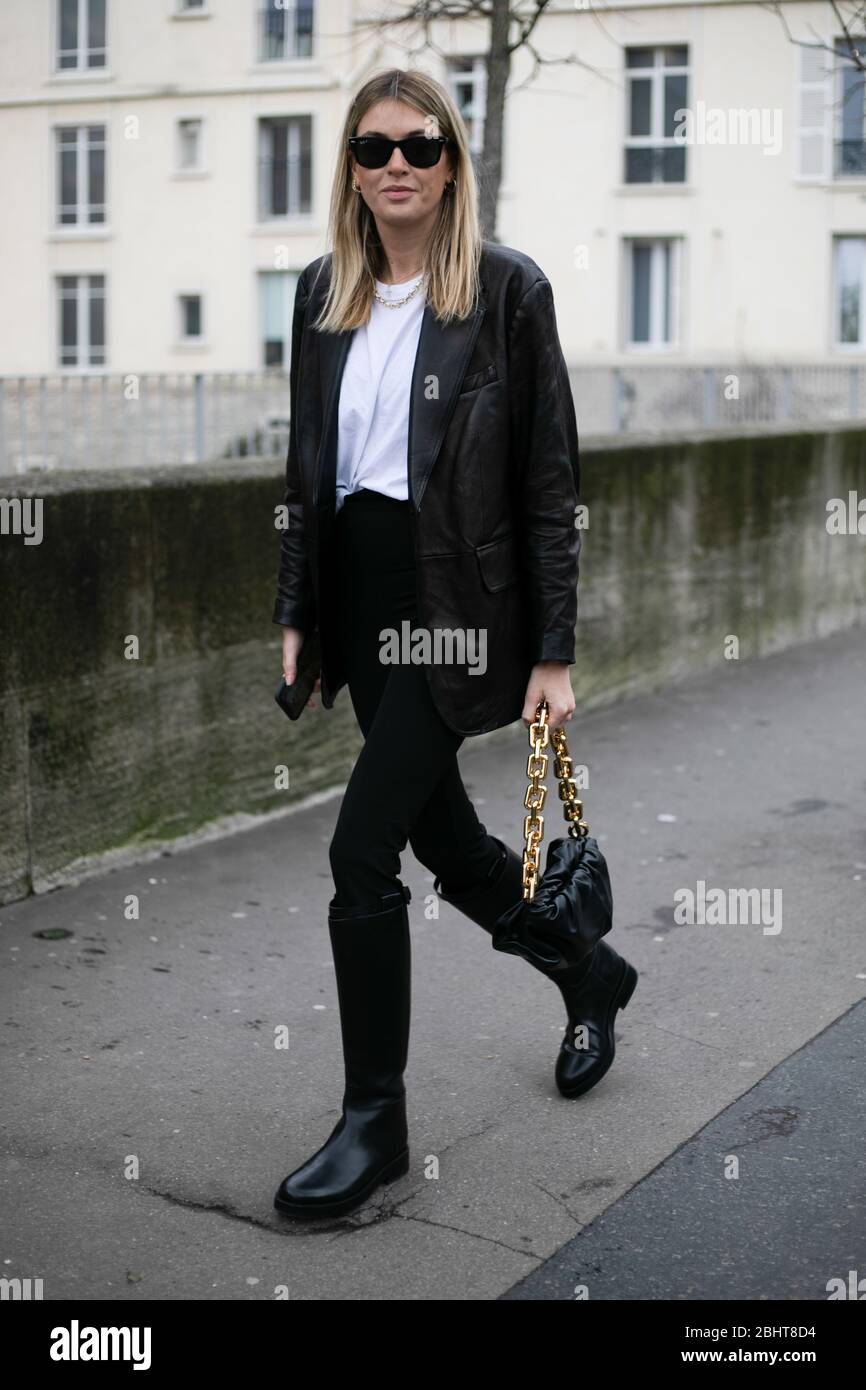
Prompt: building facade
<box><xmin>0</xmin><ymin>0</ymin><xmax>864</xmax><ymax>376</ymax></box>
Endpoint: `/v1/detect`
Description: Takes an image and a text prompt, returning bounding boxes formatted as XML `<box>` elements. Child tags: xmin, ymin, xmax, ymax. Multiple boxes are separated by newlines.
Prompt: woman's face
<box><xmin>350</xmin><ymin>99</ymin><xmax>455</xmax><ymax>240</ymax></box>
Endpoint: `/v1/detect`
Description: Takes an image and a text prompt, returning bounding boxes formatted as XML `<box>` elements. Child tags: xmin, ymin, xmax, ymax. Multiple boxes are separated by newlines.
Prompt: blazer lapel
<box><xmin>312</xmin><ymin>270</ymin><xmax>487</xmax><ymax>513</ymax></box>
<box><xmin>313</xmin><ymin>328</ymin><xmax>352</xmax><ymax>510</ymax></box>
<box><xmin>408</xmin><ymin>287</ymin><xmax>486</xmax><ymax>510</ymax></box>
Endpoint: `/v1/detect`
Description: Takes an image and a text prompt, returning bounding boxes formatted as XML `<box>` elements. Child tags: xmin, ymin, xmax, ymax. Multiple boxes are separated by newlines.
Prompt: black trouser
<box><xmin>329</xmin><ymin>487</ymin><xmax>502</xmax><ymax>911</ymax></box>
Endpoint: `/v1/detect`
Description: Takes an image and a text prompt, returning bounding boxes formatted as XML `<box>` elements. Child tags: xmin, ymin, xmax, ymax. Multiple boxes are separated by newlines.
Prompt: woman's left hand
<box><xmin>522</xmin><ymin>662</ymin><xmax>575</xmax><ymax>732</ymax></box>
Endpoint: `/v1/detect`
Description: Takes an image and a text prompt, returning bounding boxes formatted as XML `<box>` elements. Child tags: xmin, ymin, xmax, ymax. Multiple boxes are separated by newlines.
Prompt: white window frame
<box><xmin>833</xmin><ymin>36</ymin><xmax>866</xmax><ymax>179</ymax></box>
<box><xmin>624</xmin><ymin>44</ymin><xmax>690</xmax><ymax>186</ymax></box>
<box><xmin>832</xmin><ymin>235</ymin><xmax>866</xmax><ymax>350</ymax></box>
<box><xmin>447</xmin><ymin>56</ymin><xmax>487</xmax><ymax>157</ymax></box>
<box><xmin>257</xmin><ymin>114</ymin><xmax>313</xmax><ymax>220</ymax></box>
<box><xmin>57</xmin><ymin>273</ymin><xmax>107</xmax><ymax>369</ymax></box>
<box><xmin>55</xmin><ymin>123</ymin><xmax>107</xmax><ymax>226</ymax></box>
<box><xmin>256</xmin><ymin>0</ymin><xmax>316</xmax><ymax>64</ymax></box>
<box><xmin>790</xmin><ymin>37</ymin><xmax>866</xmax><ymax>183</ymax></box>
<box><xmin>258</xmin><ymin>269</ymin><xmax>300</xmax><ymax>369</ymax></box>
<box><xmin>54</xmin><ymin>0</ymin><xmax>108</xmax><ymax>73</ymax></box>
<box><xmin>176</xmin><ymin>117</ymin><xmax>206</xmax><ymax>174</ymax></box>
<box><xmin>623</xmin><ymin>236</ymin><xmax>682</xmax><ymax>351</ymax></box>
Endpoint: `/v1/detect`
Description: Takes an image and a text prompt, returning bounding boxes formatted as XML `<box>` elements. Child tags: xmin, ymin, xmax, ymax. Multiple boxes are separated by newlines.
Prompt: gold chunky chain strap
<box><xmin>522</xmin><ymin>699</ymin><xmax>588</xmax><ymax>901</ymax></box>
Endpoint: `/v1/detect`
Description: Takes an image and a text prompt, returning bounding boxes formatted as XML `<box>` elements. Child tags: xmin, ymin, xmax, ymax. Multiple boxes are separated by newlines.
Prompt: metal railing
<box><xmin>834</xmin><ymin>138</ymin><xmax>866</xmax><ymax>176</ymax></box>
<box><xmin>2</xmin><ymin>363</ymin><xmax>866</xmax><ymax>474</ymax></box>
<box><xmin>581</xmin><ymin>362</ymin><xmax>866</xmax><ymax>436</ymax></box>
<box><xmin>0</xmin><ymin>371</ymin><xmax>293</xmax><ymax>473</ymax></box>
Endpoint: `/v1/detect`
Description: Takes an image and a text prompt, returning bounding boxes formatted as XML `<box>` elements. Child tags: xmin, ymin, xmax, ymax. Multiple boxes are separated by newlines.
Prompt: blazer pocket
<box><xmin>475</xmin><ymin>533</ymin><xmax>519</xmax><ymax>592</ymax></box>
<box><xmin>459</xmin><ymin>362</ymin><xmax>499</xmax><ymax>394</ymax></box>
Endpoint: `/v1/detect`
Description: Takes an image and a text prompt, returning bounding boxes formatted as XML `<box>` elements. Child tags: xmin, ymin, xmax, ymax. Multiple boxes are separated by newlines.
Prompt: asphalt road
<box><xmin>1</xmin><ymin>625</ymin><xmax>864</xmax><ymax>1300</ymax></box>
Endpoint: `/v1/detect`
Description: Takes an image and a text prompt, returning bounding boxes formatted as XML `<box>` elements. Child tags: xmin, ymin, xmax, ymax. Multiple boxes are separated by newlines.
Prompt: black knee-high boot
<box><xmin>435</xmin><ymin>839</ymin><xmax>638</xmax><ymax>1098</ymax></box>
<box><xmin>274</xmin><ymin>885</ymin><xmax>412</xmax><ymax>1218</ymax></box>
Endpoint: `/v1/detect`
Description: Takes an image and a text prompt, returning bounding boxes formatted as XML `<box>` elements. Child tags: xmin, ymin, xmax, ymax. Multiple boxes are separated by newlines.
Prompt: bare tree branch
<box><xmin>507</xmin><ymin>0</ymin><xmax>552</xmax><ymax>56</ymax></box>
<box><xmin>356</xmin><ymin>0</ymin><xmax>609</xmax><ymax>237</ymax></box>
<box><xmin>355</xmin><ymin>1</ymin><xmax>490</xmax><ymax>27</ymax></box>
<box><xmin>510</xmin><ymin>37</ymin><xmax>617</xmax><ymax>96</ymax></box>
<box><xmin>766</xmin><ymin>0</ymin><xmax>866</xmax><ymax>69</ymax></box>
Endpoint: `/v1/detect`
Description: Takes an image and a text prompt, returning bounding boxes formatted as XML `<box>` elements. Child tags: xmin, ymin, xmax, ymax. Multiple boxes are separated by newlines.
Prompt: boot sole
<box><xmin>556</xmin><ymin>960</ymin><xmax>639</xmax><ymax>1099</ymax></box>
<box><xmin>273</xmin><ymin>1147</ymin><xmax>410</xmax><ymax>1220</ymax></box>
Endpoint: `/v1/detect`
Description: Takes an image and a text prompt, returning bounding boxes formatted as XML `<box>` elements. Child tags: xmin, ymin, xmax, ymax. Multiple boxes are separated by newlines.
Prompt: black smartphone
<box><xmin>274</xmin><ymin>629</ymin><xmax>322</xmax><ymax>720</ymax></box>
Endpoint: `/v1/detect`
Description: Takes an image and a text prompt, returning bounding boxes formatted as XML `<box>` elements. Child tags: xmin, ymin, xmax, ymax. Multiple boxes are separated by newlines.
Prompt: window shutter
<box><xmin>795</xmin><ymin>41</ymin><xmax>832</xmax><ymax>180</ymax></box>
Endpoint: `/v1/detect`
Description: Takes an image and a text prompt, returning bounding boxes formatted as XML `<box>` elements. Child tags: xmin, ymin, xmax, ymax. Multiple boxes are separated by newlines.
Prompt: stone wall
<box><xmin>1</xmin><ymin>427</ymin><xmax>864</xmax><ymax>905</ymax></box>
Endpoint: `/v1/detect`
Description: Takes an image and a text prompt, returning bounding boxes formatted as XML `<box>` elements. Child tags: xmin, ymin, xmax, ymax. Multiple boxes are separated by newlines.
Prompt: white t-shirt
<box><xmin>335</xmin><ymin>273</ymin><xmax>426</xmax><ymax>514</ymax></box>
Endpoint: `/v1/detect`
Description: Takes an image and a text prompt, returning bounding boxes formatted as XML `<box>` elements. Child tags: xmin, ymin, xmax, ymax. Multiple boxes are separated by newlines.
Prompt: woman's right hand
<box><xmin>281</xmin><ymin>625</ymin><xmax>321</xmax><ymax>709</ymax></box>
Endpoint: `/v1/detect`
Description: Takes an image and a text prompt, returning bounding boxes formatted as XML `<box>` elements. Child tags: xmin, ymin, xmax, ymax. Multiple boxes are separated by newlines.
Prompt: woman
<box><xmin>272</xmin><ymin>68</ymin><xmax>637</xmax><ymax>1220</ymax></box>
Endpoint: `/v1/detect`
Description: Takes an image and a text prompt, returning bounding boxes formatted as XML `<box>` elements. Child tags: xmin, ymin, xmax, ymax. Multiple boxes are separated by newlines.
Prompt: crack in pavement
<box><xmin>390</xmin><ymin>1208</ymin><xmax>542</xmax><ymax>1261</ymax></box>
<box><xmin>319</xmin><ymin>1100</ymin><xmax>542</xmax><ymax>1238</ymax></box>
<box><xmin>138</xmin><ymin>1184</ymin><xmax>283</xmax><ymax>1234</ymax></box>
<box><xmin>531</xmin><ymin>1178</ymin><xmax>584</xmax><ymax>1226</ymax></box>
<box><xmin>321</xmin><ymin>1186</ymin><xmax>428</xmax><ymax>1240</ymax></box>
<box><xmin>638</xmin><ymin>1019</ymin><xmax>732</xmax><ymax>1053</ymax></box>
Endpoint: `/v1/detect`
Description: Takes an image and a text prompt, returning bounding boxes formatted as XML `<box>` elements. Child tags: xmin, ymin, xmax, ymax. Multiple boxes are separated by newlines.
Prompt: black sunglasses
<box><xmin>348</xmin><ymin>134</ymin><xmax>454</xmax><ymax>170</ymax></box>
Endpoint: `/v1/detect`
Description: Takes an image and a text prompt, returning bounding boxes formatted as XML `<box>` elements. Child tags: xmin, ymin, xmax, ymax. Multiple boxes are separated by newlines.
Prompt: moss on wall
<box><xmin>1</xmin><ymin>429</ymin><xmax>864</xmax><ymax>905</ymax></box>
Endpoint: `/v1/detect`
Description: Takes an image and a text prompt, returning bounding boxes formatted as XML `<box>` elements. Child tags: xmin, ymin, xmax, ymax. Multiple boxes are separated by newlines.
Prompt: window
<box><xmin>259</xmin><ymin>270</ymin><xmax>299</xmax><ymax>367</ymax></box>
<box><xmin>258</xmin><ymin>116</ymin><xmax>312</xmax><ymax>218</ymax></box>
<box><xmin>56</xmin><ymin>0</ymin><xmax>107</xmax><ymax>71</ymax></box>
<box><xmin>58</xmin><ymin>274</ymin><xmax>106</xmax><ymax>366</ymax></box>
<box><xmin>625</xmin><ymin>238</ymin><xmax>681</xmax><ymax>348</ymax></box>
<box><xmin>56</xmin><ymin>125</ymin><xmax>106</xmax><ymax>225</ymax></box>
<box><xmin>624</xmin><ymin>45</ymin><xmax>688</xmax><ymax>184</ymax></box>
<box><xmin>833</xmin><ymin>237</ymin><xmax>866</xmax><ymax>346</ymax></box>
<box><xmin>834</xmin><ymin>37</ymin><xmax>866</xmax><ymax>175</ymax></box>
<box><xmin>177</xmin><ymin>118</ymin><xmax>204</xmax><ymax>171</ymax></box>
<box><xmin>447</xmin><ymin>57</ymin><xmax>486</xmax><ymax>159</ymax></box>
<box><xmin>179</xmin><ymin>294</ymin><xmax>204</xmax><ymax>340</ymax></box>
<box><xmin>179</xmin><ymin>0</ymin><xmax>206</xmax><ymax>9</ymax></box>
<box><xmin>258</xmin><ymin>0</ymin><xmax>314</xmax><ymax>61</ymax></box>
<box><xmin>795</xmin><ymin>39</ymin><xmax>866</xmax><ymax>181</ymax></box>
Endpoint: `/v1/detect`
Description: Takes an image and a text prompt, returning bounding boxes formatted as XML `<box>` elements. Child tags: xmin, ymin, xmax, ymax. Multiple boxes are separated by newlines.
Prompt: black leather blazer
<box><xmin>272</xmin><ymin>239</ymin><xmax>581</xmax><ymax>737</ymax></box>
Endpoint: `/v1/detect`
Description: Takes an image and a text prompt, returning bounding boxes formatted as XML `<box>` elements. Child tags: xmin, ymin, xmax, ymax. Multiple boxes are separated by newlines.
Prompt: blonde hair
<box><xmin>312</xmin><ymin>67</ymin><xmax>482</xmax><ymax>333</ymax></box>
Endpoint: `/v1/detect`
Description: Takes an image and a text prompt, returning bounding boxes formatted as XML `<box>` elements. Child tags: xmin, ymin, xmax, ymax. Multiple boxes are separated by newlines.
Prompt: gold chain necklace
<box><xmin>373</xmin><ymin>272</ymin><xmax>426</xmax><ymax>309</ymax></box>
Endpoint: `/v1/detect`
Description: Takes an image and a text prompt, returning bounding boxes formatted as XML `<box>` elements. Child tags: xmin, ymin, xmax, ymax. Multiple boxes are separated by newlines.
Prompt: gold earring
<box><xmin>446</xmin><ymin>178</ymin><xmax>456</xmax><ymax>190</ymax></box>
<box><xmin>352</xmin><ymin>178</ymin><xmax>361</xmax><ymax>192</ymax></box>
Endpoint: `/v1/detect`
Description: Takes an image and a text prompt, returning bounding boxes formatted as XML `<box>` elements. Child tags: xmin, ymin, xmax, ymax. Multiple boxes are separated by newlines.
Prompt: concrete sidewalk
<box><xmin>1</xmin><ymin>626</ymin><xmax>864</xmax><ymax>1300</ymax></box>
